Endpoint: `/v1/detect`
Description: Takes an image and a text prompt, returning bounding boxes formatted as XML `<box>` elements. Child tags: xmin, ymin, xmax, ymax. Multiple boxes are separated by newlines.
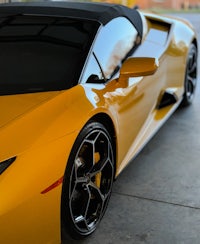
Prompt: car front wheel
<box><xmin>61</xmin><ymin>122</ymin><xmax>114</xmax><ymax>240</ymax></box>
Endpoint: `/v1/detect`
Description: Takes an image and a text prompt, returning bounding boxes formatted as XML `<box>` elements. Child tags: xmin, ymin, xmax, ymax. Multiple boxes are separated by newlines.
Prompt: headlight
<box><xmin>0</xmin><ymin>157</ymin><xmax>16</xmax><ymax>175</ymax></box>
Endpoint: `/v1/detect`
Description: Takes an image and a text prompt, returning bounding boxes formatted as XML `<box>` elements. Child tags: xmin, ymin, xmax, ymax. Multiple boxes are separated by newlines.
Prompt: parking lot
<box><xmin>67</xmin><ymin>13</ymin><xmax>200</xmax><ymax>244</ymax></box>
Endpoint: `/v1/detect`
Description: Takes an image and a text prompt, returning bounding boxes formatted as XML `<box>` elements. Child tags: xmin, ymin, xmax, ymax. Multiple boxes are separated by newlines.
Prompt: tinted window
<box><xmin>82</xmin><ymin>17</ymin><xmax>140</xmax><ymax>83</ymax></box>
<box><xmin>0</xmin><ymin>15</ymin><xmax>99</xmax><ymax>95</ymax></box>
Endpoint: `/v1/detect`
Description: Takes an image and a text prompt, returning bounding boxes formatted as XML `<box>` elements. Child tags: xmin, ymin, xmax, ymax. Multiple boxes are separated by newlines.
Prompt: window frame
<box><xmin>80</xmin><ymin>16</ymin><xmax>140</xmax><ymax>85</ymax></box>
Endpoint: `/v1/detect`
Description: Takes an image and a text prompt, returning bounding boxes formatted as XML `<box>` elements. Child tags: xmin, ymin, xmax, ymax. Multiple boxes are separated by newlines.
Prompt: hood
<box><xmin>0</xmin><ymin>84</ymin><xmax>95</xmax><ymax>162</ymax></box>
<box><xmin>0</xmin><ymin>91</ymin><xmax>62</xmax><ymax>161</ymax></box>
<box><xmin>0</xmin><ymin>91</ymin><xmax>60</xmax><ymax>129</ymax></box>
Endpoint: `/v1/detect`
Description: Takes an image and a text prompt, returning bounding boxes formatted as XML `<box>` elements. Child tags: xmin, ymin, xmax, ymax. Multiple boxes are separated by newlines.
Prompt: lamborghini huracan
<box><xmin>0</xmin><ymin>2</ymin><xmax>198</xmax><ymax>243</ymax></box>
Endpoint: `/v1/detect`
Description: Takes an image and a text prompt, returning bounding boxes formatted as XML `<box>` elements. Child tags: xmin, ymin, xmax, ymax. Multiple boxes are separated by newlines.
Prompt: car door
<box><xmin>81</xmin><ymin>17</ymin><xmax>161</xmax><ymax>171</ymax></box>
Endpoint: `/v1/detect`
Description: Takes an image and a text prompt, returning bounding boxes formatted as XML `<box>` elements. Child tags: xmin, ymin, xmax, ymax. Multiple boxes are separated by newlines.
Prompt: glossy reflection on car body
<box><xmin>0</xmin><ymin>2</ymin><xmax>198</xmax><ymax>243</ymax></box>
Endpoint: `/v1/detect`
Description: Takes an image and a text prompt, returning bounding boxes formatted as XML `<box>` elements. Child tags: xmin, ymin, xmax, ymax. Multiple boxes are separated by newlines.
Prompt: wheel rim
<box><xmin>185</xmin><ymin>46</ymin><xmax>197</xmax><ymax>102</ymax></box>
<box><xmin>69</xmin><ymin>129</ymin><xmax>114</xmax><ymax>234</ymax></box>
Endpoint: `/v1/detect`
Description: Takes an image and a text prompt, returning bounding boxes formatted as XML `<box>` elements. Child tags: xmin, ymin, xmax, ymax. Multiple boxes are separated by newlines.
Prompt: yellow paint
<box><xmin>0</xmin><ymin>10</ymin><xmax>197</xmax><ymax>244</ymax></box>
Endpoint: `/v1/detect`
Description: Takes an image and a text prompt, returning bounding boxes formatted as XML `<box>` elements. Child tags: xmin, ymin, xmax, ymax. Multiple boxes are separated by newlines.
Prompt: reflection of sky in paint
<box><xmin>94</xmin><ymin>17</ymin><xmax>138</xmax><ymax>79</ymax></box>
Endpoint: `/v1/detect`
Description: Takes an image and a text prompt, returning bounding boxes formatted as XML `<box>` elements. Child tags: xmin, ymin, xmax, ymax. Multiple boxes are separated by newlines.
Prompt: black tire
<box><xmin>181</xmin><ymin>43</ymin><xmax>197</xmax><ymax>106</ymax></box>
<box><xmin>61</xmin><ymin>122</ymin><xmax>114</xmax><ymax>240</ymax></box>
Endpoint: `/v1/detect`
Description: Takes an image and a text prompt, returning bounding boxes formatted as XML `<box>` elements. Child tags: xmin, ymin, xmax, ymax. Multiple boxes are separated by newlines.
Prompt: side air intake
<box><xmin>158</xmin><ymin>89</ymin><xmax>178</xmax><ymax>109</ymax></box>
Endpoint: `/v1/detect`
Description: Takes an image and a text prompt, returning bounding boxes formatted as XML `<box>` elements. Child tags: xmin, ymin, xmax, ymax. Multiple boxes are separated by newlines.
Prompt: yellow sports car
<box><xmin>0</xmin><ymin>2</ymin><xmax>198</xmax><ymax>243</ymax></box>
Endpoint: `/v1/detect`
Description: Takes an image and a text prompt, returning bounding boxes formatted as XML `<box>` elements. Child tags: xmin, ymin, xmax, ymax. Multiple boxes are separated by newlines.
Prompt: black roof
<box><xmin>0</xmin><ymin>1</ymin><xmax>143</xmax><ymax>37</ymax></box>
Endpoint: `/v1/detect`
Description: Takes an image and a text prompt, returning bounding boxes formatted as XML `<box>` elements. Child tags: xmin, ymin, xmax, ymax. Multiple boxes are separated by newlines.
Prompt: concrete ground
<box><xmin>68</xmin><ymin>14</ymin><xmax>200</xmax><ymax>244</ymax></box>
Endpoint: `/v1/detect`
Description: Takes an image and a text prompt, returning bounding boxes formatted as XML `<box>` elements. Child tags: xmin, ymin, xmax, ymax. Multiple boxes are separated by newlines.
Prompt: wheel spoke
<box><xmin>74</xmin><ymin>215</ymin><xmax>85</xmax><ymax>224</ymax></box>
<box><xmin>90</xmin><ymin>157</ymin><xmax>108</xmax><ymax>176</ymax></box>
<box><xmin>88</xmin><ymin>181</ymin><xmax>105</xmax><ymax>201</ymax></box>
<box><xmin>186</xmin><ymin>70</ymin><xmax>196</xmax><ymax>100</ymax></box>
<box><xmin>188</xmin><ymin>52</ymin><xmax>197</xmax><ymax>74</ymax></box>
<box><xmin>83</xmin><ymin>186</ymin><xmax>92</xmax><ymax>229</ymax></box>
<box><xmin>75</xmin><ymin>176</ymin><xmax>88</xmax><ymax>184</ymax></box>
<box><xmin>70</xmin><ymin>182</ymin><xmax>92</xmax><ymax>229</ymax></box>
<box><xmin>188</xmin><ymin>75</ymin><xmax>196</xmax><ymax>88</ymax></box>
<box><xmin>86</xmin><ymin>182</ymin><xmax>105</xmax><ymax>223</ymax></box>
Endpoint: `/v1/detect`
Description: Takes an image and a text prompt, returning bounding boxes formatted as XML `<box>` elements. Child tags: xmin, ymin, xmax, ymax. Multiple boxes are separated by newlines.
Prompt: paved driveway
<box><xmin>67</xmin><ymin>13</ymin><xmax>200</xmax><ymax>244</ymax></box>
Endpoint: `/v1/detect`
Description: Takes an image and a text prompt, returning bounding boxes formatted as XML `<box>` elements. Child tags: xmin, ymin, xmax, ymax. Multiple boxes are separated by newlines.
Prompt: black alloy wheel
<box><xmin>61</xmin><ymin>122</ymin><xmax>115</xmax><ymax>240</ymax></box>
<box><xmin>182</xmin><ymin>43</ymin><xmax>198</xmax><ymax>106</ymax></box>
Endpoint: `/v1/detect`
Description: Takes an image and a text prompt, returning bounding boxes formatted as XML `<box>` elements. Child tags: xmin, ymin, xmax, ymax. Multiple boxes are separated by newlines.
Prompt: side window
<box><xmin>81</xmin><ymin>17</ymin><xmax>140</xmax><ymax>83</ymax></box>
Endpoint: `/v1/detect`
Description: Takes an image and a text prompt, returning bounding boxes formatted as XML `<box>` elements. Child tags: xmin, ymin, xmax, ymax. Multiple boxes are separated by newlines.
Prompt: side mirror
<box><xmin>120</xmin><ymin>57</ymin><xmax>159</xmax><ymax>79</ymax></box>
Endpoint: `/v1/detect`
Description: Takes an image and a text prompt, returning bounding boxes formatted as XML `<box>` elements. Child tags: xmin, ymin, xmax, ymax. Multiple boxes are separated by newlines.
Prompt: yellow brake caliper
<box><xmin>94</xmin><ymin>152</ymin><xmax>101</xmax><ymax>189</ymax></box>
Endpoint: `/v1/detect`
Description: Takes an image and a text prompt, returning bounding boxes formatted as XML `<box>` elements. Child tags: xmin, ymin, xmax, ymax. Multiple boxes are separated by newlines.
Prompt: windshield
<box><xmin>0</xmin><ymin>15</ymin><xmax>99</xmax><ymax>95</ymax></box>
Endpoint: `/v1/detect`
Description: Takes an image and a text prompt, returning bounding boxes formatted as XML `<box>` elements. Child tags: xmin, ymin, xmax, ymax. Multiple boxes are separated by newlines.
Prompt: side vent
<box><xmin>158</xmin><ymin>88</ymin><xmax>178</xmax><ymax>109</ymax></box>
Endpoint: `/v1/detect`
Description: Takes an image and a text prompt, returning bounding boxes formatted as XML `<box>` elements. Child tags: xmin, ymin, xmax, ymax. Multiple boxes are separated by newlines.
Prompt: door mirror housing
<box><xmin>120</xmin><ymin>57</ymin><xmax>159</xmax><ymax>79</ymax></box>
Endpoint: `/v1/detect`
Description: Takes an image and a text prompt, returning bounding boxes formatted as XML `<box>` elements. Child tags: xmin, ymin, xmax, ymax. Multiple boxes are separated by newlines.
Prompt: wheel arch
<box><xmin>61</xmin><ymin>114</ymin><xmax>117</xmax><ymax>240</ymax></box>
